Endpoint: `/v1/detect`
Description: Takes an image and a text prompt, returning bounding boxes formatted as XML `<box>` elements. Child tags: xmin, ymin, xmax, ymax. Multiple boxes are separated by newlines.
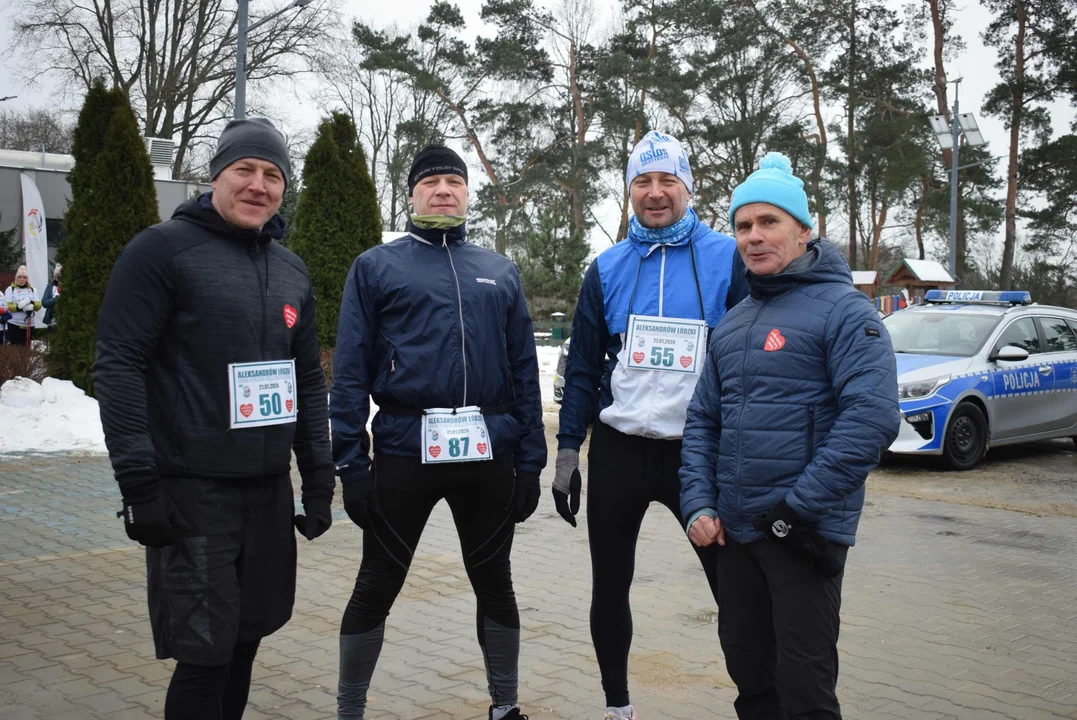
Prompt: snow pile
<box><xmin>0</xmin><ymin>377</ymin><xmax>107</xmax><ymax>454</ymax></box>
<box><xmin>536</xmin><ymin>344</ymin><xmax>563</xmax><ymax>405</ymax></box>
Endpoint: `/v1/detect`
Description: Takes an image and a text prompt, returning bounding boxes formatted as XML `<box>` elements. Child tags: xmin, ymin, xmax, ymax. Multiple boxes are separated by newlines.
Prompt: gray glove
<box><xmin>552</xmin><ymin>448</ymin><xmax>581</xmax><ymax>527</ymax></box>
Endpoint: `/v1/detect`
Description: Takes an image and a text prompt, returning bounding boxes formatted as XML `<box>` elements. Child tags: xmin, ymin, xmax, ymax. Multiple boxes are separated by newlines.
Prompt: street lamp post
<box><xmin>234</xmin><ymin>0</ymin><xmax>314</xmax><ymax>119</ymax></box>
<box><xmin>929</xmin><ymin>78</ymin><xmax>987</xmax><ymax>281</ymax></box>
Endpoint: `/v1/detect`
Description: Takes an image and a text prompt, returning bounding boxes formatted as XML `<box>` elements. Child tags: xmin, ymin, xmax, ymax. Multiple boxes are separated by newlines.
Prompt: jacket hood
<box><xmin>746</xmin><ymin>239</ymin><xmax>853</xmax><ymax>298</ymax></box>
<box><xmin>171</xmin><ymin>192</ymin><xmax>286</xmax><ymax>244</ymax></box>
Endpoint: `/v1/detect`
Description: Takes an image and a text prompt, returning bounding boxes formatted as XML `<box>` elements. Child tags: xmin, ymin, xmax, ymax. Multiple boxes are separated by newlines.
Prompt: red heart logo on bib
<box><xmin>476</xmin><ymin>442</ymin><xmax>488</xmax><ymax>455</ymax></box>
<box><xmin>632</xmin><ymin>351</ymin><xmax>645</xmax><ymax>364</ymax></box>
<box><xmin>283</xmin><ymin>304</ymin><xmax>298</xmax><ymax>328</ymax></box>
<box><xmin>764</xmin><ymin>329</ymin><xmax>785</xmax><ymax>352</ymax></box>
<box><xmin>429</xmin><ymin>445</ymin><xmax>442</xmax><ymax>458</ymax></box>
<box><xmin>239</xmin><ymin>403</ymin><xmax>254</xmax><ymax>417</ymax></box>
<box><xmin>679</xmin><ymin>355</ymin><xmax>692</xmax><ymax>368</ymax></box>
<box><xmin>285</xmin><ymin>399</ymin><xmax>294</xmax><ymax>412</ymax></box>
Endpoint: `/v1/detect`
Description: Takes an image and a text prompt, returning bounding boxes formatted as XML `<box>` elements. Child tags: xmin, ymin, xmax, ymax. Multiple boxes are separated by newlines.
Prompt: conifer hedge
<box><xmin>49</xmin><ymin>82</ymin><xmax>159</xmax><ymax>393</ymax></box>
<box><xmin>290</xmin><ymin>112</ymin><xmax>382</xmax><ymax>349</ymax></box>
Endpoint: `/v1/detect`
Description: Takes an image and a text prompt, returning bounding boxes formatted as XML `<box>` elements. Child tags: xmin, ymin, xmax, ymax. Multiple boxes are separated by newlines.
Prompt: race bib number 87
<box><xmin>228</xmin><ymin>360</ymin><xmax>298</xmax><ymax>429</ymax></box>
<box><xmin>421</xmin><ymin>407</ymin><xmax>493</xmax><ymax>464</ymax></box>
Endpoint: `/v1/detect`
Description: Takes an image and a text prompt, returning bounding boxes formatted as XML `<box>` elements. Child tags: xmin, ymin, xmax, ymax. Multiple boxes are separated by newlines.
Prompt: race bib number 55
<box><xmin>421</xmin><ymin>407</ymin><xmax>493</xmax><ymax>464</ymax></box>
<box><xmin>625</xmin><ymin>314</ymin><xmax>706</xmax><ymax>374</ymax></box>
<box><xmin>229</xmin><ymin>360</ymin><xmax>297</xmax><ymax>429</ymax></box>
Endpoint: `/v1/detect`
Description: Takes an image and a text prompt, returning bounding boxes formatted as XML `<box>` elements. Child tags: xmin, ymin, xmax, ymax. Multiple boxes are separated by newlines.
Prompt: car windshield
<box><xmin>883</xmin><ymin>311</ymin><xmax>1000</xmax><ymax>357</ymax></box>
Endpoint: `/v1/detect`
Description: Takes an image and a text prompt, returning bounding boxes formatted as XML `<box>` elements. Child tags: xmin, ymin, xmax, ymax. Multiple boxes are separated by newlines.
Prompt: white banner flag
<box><xmin>20</xmin><ymin>173</ymin><xmax>48</xmax><ymax>297</ymax></box>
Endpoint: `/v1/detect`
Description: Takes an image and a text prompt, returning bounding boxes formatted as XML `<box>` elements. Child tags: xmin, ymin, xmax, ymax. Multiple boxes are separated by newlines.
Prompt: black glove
<box><xmin>117</xmin><ymin>495</ymin><xmax>175</xmax><ymax>548</ymax></box>
<box><xmin>342</xmin><ymin>473</ymin><xmax>377</xmax><ymax>530</ymax></box>
<box><xmin>513</xmin><ymin>471</ymin><xmax>541</xmax><ymax>522</ymax></box>
<box><xmin>294</xmin><ymin>495</ymin><xmax>333</xmax><ymax>541</ymax></box>
<box><xmin>752</xmin><ymin>500</ymin><xmax>842</xmax><ymax>578</ymax></box>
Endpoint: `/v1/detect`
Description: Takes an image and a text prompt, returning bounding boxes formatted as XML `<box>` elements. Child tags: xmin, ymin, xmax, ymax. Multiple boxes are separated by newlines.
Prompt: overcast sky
<box><xmin>1</xmin><ymin>0</ymin><xmax>1074</xmax><ymax>259</ymax></box>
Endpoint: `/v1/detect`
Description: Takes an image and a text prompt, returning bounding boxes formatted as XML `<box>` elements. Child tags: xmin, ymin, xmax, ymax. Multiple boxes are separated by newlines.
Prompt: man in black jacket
<box><xmin>95</xmin><ymin>118</ymin><xmax>333</xmax><ymax>720</ymax></box>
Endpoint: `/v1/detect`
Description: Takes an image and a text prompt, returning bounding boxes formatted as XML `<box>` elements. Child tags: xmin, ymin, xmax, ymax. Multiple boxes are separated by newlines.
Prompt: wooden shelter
<box><xmin>884</xmin><ymin>259</ymin><xmax>954</xmax><ymax>302</ymax></box>
<box><xmin>850</xmin><ymin>271</ymin><xmax>879</xmax><ymax>298</ymax></box>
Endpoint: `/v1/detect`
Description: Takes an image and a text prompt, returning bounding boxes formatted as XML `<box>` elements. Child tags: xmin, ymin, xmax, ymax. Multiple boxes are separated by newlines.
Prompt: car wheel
<box><xmin>942</xmin><ymin>403</ymin><xmax>988</xmax><ymax>470</ymax></box>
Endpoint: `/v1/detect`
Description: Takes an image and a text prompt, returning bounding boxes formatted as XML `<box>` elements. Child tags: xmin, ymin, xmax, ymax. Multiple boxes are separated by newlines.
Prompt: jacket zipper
<box><xmin>644</xmin><ymin>247</ymin><xmax>668</xmax><ymax>431</ymax></box>
<box><xmin>249</xmin><ymin>246</ymin><xmax>267</xmax><ymax>357</ymax></box>
<box><xmin>658</xmin><ymin>247</ymin><xmax>666</xmax><ymax>317</ymax></box>
<box><xmin>736</xmin><ymin>304</ymin><xmax>763</xmax><ymax>527</ymax></box>
<box><xmin>443</xmin><ymin>235</ymin><xmax>468</xmax><ymax>406</ymax></box>
<box><xmin>806</xmin><ymin>407</ymin><xmax>815</xmax><ymax>463</ymax></box>
<box><xmin>248</xmin><ymin>244</ymin><xmax>269</xmax><ymax>475</ymax></box>
<box><xmin>386</xmin><ymin>350</ymin><xmax>396</xmax><ymax>393</ymax></box>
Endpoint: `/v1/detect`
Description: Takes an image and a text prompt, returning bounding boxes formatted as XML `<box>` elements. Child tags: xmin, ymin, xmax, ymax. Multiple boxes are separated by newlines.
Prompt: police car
<box><xmin>553</xmin><ymin>338</ymin><xmax>570</xmax><ymax>403</ymax></box>
<box><xmin>885</xmin><ymin>290</ymin><xmax>1077</xmax><ymax>469</ymax></box>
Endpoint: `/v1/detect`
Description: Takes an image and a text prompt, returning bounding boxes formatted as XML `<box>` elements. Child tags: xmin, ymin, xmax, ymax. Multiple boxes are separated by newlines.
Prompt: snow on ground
<box><xmin>0</xmin><ymin>377</ymin><xmax>107</xmax><ymax>454</ymax></box>
<box><xmin>0</xmin><ymin>344</ymin><xmax>562</xmax><ymax>456</ymax></box>
<box><xmin>536</xmin><ymin>344</ymin><xmax>563</xmax><ymax>405</ymax></box>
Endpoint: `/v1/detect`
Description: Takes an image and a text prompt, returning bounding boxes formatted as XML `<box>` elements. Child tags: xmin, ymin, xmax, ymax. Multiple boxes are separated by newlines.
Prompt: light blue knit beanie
<box><xmin>728</xmin><ymin>152</ymin><xmax>812</xmax><ymax>229</ymax></box>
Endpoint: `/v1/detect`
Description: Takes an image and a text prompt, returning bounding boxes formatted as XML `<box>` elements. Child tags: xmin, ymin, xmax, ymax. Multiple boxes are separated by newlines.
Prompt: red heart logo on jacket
<box><xmin>239</xmin><ymin>403</ymin><xmax>254</xmax><ymax>417</ymax></box>
<box><xmin>283</xmin><ymin>304</ymin><xmax>298</xmax><ymax>328</ymax></box>
<box><xmin>764</xmin><ymin>329</ymin><xmax>785</xmax><ymax>352</ymax></box>
<box><xmin>476</xmin><ymin>442</ymin><xmax>488</xmax><ymax>456</ymax></box>
<box><xmin>632</xmin><ymin>351</ymin><xmax>645</xmax><ymax>364</ymax></box>
<box><xmin>679</xmin><ymin>355</ymin><xmax>692</xmax><ymax>368</ymax></box>
<box><xmin>429</xmin><ymin>445</ymin><xmax>442</xmax><ymax>459</ymax></box>
<box><xmin>285</xmin><ymin>399</ymin><xmax>294</xmax><ymax>412</ymax></box>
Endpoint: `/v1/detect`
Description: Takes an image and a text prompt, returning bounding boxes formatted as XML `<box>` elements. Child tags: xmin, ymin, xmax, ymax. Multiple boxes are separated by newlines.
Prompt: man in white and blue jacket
<box><xmin>554</xmin><ymin>131</ymin><xmax>748</xmax><ymax>720</ymax></box>
<box><xmin>680</xmin><ymin>153</ymin><xmax>901</xmax><ymax>719</ymax></box>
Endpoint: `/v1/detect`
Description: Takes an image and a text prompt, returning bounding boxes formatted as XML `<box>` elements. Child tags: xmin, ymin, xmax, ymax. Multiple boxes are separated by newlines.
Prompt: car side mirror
<box><xmin>991</xmin><ymin>345</ymin><xmax>1030</xmax><ymax>363</ymax></box>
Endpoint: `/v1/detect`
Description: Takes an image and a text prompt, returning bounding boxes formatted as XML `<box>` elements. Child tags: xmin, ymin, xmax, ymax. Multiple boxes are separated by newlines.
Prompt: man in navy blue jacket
<box><xmin>680</xmin><ymin>152</ymin><xmax>900</xmax><ymax>719</ymax></box>
<box><xmin>331</xmin><ymin>144</ymin><xmax>546</xmax><ymax>720</ymax></box>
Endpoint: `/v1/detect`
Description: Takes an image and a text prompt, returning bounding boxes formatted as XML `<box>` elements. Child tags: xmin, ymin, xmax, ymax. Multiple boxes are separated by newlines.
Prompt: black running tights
<box><xmin>587</xmin><ymin>420</ymin><xmax>721</xmax><ymax>708</ymax></box>
<box><xmin>164</xmin><ymin>639</ymin><xmax>261</xmax><ymax>720</ymax></box>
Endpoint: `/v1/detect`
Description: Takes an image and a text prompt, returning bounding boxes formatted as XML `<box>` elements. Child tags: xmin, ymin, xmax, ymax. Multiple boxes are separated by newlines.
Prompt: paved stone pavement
<box><xmin>1</xmin><ymin>446</ymin><xmax>1076</xmax><ymax>720</ymax></box>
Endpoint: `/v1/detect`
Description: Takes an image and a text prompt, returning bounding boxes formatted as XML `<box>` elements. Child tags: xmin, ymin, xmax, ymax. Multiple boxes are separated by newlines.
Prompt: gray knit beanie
<box><xmin>210</xmin><ymin>118</ymin><xmax>291</xmax><ymax>188</ymax></box>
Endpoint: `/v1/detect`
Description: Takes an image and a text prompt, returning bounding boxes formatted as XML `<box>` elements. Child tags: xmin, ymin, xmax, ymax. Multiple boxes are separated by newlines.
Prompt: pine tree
<box><xmin>49</xmin><ymin>89</ymin><xmax>159</xmax><ymax>392</ymax></box>
<box><xmin>516</xmin><ymin>198</ymin><xmax>590</xmax><ymax>319</ymax></box>
<box><xmin>0</xmin><ymin>213</ymin><xmax>20</xmax><ymax>272</ymax></box>
<box><xmin>289</xmin><ymin>112</ymin><xmax>382</xmax><ymax>348</ymax></box>
<box><xmin>982</xmin><ymin>0</ymin><xmax>1076</xmax><ymax>289</ymax></box>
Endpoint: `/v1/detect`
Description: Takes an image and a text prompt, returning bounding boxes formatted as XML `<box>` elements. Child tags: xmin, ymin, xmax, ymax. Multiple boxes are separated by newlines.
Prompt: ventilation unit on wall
<box><xmin>143</xmin><ymin>137</ymin><xmax>175</xmax><ymax>180</ymax></box>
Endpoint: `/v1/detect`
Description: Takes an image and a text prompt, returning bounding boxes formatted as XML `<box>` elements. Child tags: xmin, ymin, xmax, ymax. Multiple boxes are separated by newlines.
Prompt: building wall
<box><xmin>0</xmin><ymin>164</ymin><xmax>210</xmax><ymax>267</ymax></box>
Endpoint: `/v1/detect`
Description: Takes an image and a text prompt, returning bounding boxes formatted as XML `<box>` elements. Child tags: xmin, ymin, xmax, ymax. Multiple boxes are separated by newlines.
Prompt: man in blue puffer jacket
<box><xmin>555</xmin><ymin>131</ymin><xmax>748</xmax><ymax>720</ymax></box>
<box><xmin>331</xmin><ymin>144</ymin><xmax>546</xmax><ymax>720</ymax></box>
<box><xmin>680</xmin><ymin>152</ymin><xmax>900</xmax><ymax>720</ymax></box>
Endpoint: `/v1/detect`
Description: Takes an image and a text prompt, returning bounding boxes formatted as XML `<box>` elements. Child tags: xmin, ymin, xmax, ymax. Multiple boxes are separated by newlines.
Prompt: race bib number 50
<box><xmin>625</xmin><ymin>314</ymin><xmax>706</xmax><ymax>374</ymax></box>
<box><xmin>421</xmin><ymin>407</ymin><xmax>493</xmax><ymax>464</ymax></box>
<box><xmin>229</xmin><ymin>360</ymin><xmax>298</xmax><ymax>429</ymax></box>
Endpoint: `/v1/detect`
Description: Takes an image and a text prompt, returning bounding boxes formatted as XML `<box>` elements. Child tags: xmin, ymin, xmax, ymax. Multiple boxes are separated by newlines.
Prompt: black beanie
<box><xmin>408</xmin><ymin>144</ymin><xmax>468</xmax><ymax>195</ymax></box>
<box><xmin>210</xmin><ymin>118</ymin><xmax>291</xmax><ymax>188</ymax></box>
